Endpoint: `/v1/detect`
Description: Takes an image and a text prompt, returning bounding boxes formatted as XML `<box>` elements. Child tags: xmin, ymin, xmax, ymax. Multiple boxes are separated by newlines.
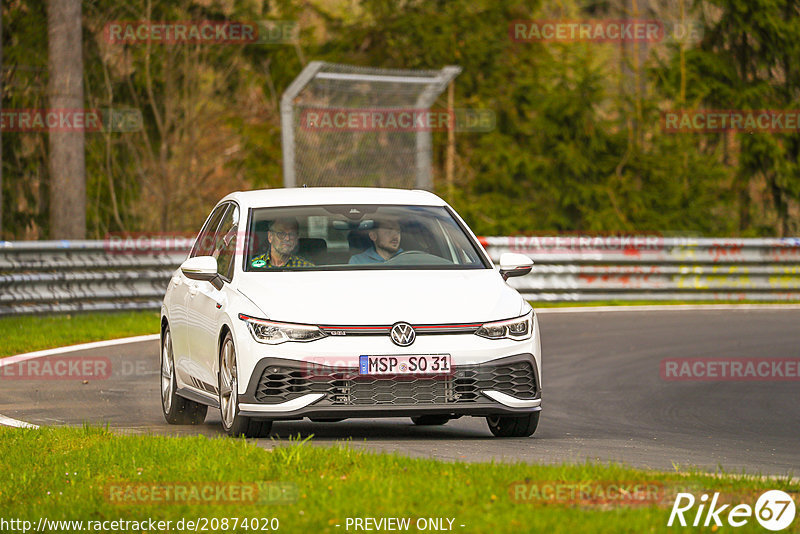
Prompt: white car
<box><xmin>160</xmin><ymin>187</ymin><xmax>541</xmax><ymax>438</ymax></box>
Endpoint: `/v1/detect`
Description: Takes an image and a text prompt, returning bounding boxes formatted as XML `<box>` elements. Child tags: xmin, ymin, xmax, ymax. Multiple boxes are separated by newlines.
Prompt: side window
<box><xmin>190</xmin><ymin>203</ymin><xmax>229</xmax><ymax>258</ymax></box>
<box><xmin>213</xmin><ymin>204</ymin><xmax>239</xmax><ymax>280</ymax></box>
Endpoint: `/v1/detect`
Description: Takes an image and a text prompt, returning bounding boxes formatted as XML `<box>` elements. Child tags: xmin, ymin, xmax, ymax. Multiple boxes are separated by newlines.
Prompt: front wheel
<box><xmin>161</xmin><ymin>326</ymin><xmax>207</xmax><ymax>425</ymax></box>
<box><xmin>219</xmin><ymin>332</ymin><xmax>272</xmax><ymax>438</ymax></box>
<box><xmin>486</xmin><ymin>412</ymin><xmax>539</xmax><ymax>437</ymax></box>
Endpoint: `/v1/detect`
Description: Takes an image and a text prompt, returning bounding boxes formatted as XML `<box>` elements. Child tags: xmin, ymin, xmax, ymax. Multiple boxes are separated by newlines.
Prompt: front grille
<box><xmin>253</xmin><ymin>359</ymin><xmax>537</xmax><ymax>406</ymax></box>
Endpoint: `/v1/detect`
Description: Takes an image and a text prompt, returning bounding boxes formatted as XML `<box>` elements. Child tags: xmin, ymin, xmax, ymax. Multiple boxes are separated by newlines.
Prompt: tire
<box><xmin>410</xmin><ymin>415</ymin><xmax>451</xmax><ymax>426</ymax></box>
<box><xmin>219</xmin><ymin>332</ymin><xmax>272</xmax><ymax>438</ymax></box>
<box><xmin>486</xmin><ymin>412</ymin><xmax>539</xmax><ymax>437</ymax></box>
<box><xmin>161</xmin><ymin>326</ymin><xmax>208</xmax><ymax>425</ymax></box>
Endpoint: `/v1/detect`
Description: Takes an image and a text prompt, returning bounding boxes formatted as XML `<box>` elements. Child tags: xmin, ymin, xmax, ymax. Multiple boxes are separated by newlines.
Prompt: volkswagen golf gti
<box><xmin>160</xmin><ymin>187</ymin><xmax>541</xmax><ymax>437</ymax></box>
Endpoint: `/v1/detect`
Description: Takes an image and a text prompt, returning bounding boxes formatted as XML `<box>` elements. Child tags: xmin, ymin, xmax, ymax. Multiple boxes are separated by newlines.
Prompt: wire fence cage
<box><xmin>281</xmin><ymin>62</ymin><xmax>461</xmax><ymax>190</ymax></box>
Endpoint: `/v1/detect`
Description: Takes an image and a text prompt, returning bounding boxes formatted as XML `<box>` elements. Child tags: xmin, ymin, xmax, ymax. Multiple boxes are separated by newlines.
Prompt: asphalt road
<box><xmin>2</xmin><ymin>309</ymin><xmax>799</xmax><ymax>476</ymax></box>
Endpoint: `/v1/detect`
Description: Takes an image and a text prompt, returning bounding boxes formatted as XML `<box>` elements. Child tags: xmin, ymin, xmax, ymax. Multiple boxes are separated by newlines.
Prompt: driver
<box><xmin>349</xmin><ymin>217</ymin><xmax>403</xmax><ymax>264</ymax></box>
<box><xmin>250</xmin><ymin>217</ymin><xmax>314</xmax><ymax>268</ymax></box>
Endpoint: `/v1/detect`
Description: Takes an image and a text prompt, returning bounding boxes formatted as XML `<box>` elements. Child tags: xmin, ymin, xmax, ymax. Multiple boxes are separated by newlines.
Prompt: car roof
<box><xmin>221</xmin><ymin>187</ymin><xmax>447</xmax><ymax>208</ymax></box>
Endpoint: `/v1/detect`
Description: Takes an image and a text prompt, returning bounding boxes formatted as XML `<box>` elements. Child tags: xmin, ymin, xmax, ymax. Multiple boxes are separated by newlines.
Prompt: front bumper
<box><xmin>238</xmin><ymin>353</ymin><xmax>541</xmax><ymax>420</ymax></box>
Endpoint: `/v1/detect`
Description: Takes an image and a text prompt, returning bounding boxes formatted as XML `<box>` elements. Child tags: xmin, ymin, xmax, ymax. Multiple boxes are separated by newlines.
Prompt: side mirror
<box><xmin>180</xmin><ymin>256</ymin><xmax>223</xmax><ymax>290</ymax></box>
<box><xmin>498</xmin><ymin>252</ymin><xmax>533</xmax><ymax>281</ymax></box>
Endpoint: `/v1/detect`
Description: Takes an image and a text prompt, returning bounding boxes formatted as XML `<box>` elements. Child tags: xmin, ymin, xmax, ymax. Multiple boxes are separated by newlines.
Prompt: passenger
<box><xmin>250</xmin><ymin>217</ymin><xmax>314</xmax><ymax>268</ymax></box>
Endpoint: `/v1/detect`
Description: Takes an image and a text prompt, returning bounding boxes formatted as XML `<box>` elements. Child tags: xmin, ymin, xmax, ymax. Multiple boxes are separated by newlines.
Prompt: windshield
<box><xmin>243</xmin><ymin>204</ymin><xmax>489</xmax><ymax>271</ymax></box>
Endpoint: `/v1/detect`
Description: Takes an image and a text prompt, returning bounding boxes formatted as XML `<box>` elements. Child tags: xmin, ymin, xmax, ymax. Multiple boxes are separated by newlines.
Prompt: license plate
<box><xmin>359</xmin><ymin>355</ymin><xmax>452</xmax><ymax>375</ymax></box>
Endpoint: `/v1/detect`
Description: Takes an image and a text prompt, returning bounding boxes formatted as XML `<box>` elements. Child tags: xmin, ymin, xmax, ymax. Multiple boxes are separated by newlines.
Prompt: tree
<box><xmin>47</xmin><ymin>0</ymin><xmax>86</xmax><ymax>238</ymax></box>
<box><xmin>673</xmin><ymin>0</ymin><xmax>800</xmax><ymax>235</ymax></box>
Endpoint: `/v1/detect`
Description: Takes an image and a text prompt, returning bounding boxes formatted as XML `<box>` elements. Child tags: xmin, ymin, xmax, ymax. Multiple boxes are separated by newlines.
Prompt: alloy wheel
<box><xmin>161</xmin><ymin>331</ymin><xmax>174</xmax><ymax>413</ymax></box>
<box><xmin>219</xmin><ymin>338</ymin><xmax>238</xmax><ymax>428</ymax></box>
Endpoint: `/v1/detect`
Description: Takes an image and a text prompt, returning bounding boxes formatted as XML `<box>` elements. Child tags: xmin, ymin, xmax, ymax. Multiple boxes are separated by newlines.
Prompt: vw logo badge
<box><xmin>390</xmin><ymin>322</ymin><xmax>416</xmax><ymax>347</ymax></box>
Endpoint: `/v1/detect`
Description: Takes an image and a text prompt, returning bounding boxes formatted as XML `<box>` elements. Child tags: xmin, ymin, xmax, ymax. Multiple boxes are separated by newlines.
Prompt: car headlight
<box><xmin>475</xmin><ymin>311</ymin><xmax>533</xmax><ymax>341</ymax></box>
<box><xmin>238</xmin><ymin>314</ymin><xmax>327</xmax><ymax>344</ymax></box>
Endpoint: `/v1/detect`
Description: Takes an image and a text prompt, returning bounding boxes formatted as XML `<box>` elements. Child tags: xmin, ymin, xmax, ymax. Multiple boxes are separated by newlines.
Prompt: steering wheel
<box><xmin>384</xmin><ymin>250</ymin><xmax>452</xmax><ymax>266</ymax></box>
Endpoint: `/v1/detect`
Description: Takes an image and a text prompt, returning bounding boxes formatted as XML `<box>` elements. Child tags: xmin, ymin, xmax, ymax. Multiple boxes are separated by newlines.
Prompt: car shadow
<box><xmin>267</xmin><ymin>418</ymin><xmax>492</xmax><ymax>440</ymax></box>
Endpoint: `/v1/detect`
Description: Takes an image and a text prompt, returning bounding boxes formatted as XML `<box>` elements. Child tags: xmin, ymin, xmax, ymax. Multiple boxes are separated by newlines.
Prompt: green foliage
<box><xmin>656</xmin><ymin>0</ymin><xmax>800</xmax><ymax>235</ymax></box>
<box><xmin>1</xmin><ymin>0</ymin><xmax>49</xmax><ymax>237</ymax></box>
<box><xmin>2</xmin><ymin>0</ymin><xmax>799</xmax><ymax>238</ymax></box>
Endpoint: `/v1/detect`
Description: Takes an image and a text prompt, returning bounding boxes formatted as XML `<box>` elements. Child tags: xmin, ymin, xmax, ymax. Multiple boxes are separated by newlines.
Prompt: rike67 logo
<box><xmin>668</xmin><ymin>490</ymin><xmax>796</xmax><ymax>531</ymax></box>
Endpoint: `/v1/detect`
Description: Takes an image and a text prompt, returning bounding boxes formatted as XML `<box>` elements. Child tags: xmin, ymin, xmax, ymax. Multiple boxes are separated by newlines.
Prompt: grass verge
<box><xmin>0</xmin><ymin>426</ymin><xmax>796</xmax><ymax>533</ymax></box>
<box><xmin>0</xmin><ymin>311</ymin><xmax>159</xmax><ymax>358</ymax></box>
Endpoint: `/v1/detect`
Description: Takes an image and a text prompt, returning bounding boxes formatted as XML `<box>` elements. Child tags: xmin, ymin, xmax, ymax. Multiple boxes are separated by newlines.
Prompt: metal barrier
<box><xmin>3</xmin><ymin>236</ymin><xmax>800</xmax><ymax>315</ymax></box>
<box><xmin>0</xmin><ymin>240</ymin><xmax>190</xmax><ymax>316</ymax></box>
<box><xmin>483</xmin><ymin>236</ymin><xmax>800</xmax><ymax>302</ymax></box>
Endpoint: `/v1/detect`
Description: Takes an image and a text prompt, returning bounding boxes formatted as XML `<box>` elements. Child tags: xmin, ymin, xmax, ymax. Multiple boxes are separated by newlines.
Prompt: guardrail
<box><xmin>0</xmin><ymin>240</ymin><xmax>190</xmax><ymax>316</ymax></box>
<box><xmin>2</xmin><ymin>237</ymin><xmax>800</xmax><ymax>315</ymax></box>
<box><xmin>482</xmin><ymin>236</ymin><xmax>800</xmax><ymax>302</ymax></box>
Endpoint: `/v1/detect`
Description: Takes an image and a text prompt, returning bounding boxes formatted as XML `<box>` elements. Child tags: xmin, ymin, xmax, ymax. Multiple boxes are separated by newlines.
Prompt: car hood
<box><xmin>235</xmin><ymin>269</ymin><xmax>526</xmax><ymax>325</ymax></box>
